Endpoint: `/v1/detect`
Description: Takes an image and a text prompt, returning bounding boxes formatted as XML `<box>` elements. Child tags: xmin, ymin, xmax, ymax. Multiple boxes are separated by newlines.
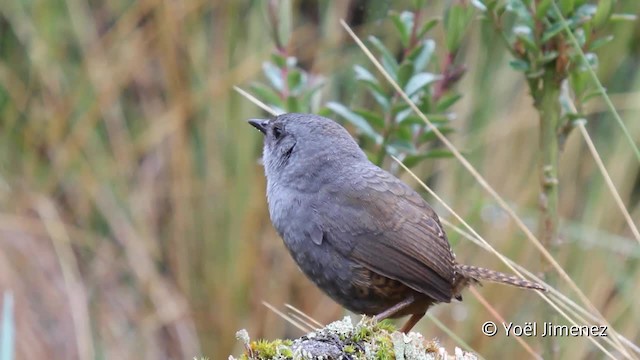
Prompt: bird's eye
<box><xmin>273</xmin><ymin>125</ymin><xmax>283</xmax><ymax>139</ymax></box>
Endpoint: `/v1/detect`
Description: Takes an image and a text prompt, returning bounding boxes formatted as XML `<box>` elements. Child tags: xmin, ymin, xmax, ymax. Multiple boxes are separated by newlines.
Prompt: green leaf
<box><xmin>405</xmin><ymin>72</ymin><xmax>440</xmax><ymax>97</ymax></box>
<box><xmin>505</xmin><ymin>0</ymin><xmax>534</xmax><ymax>27</ymax></box>
<box><xmin>589</xmin><ymin>35</ymin><xmax>613</xmax><ymax>51</ymax></box>
<box><xmin>397</xmin><ymin>62</ymin><xmax>414</xmax><ymax>89</ymax></box>
<box><xmin>386</xmin><ymin>140</ymin><xmax>417</xmax><ymax>155</ymax></box>
<box><xmin>418</xmin><ymin>98</ymin><xmax>432</xmax><ymax>114</ymax></box>
<box><xmin>407</xmin><ymin>39</ymin><xmax>436</xmax><ymax>72</ymax></box>
<box><xmin>419</xmin><ymin>126</ymin><xmax>454</xmax><ymax>143</ymax></box>
<box><xmin>593</xmin><ymin>0</ymin><xmax>613</xmax><ymax>28</ymax></box>
<box><xmin>444</xmin><ymin>4</ymin><xmax>475</xmax><ymax>52</ymax></box>
<box><xmin>424</xmin><ymin>149</ymin><xmax>455</xmax><ymax>158</ymax></box>
<box><xmin>391</xmin><ymin>11</ymin><xmax>415</xmax><ymax>47</ymax></box>
<box><xmin>250</xmin><ymin>82</ymin><xmax>284</xmax><ymax>108</ymax></box>
<box><xmin>526</xmin><ymin>69</ymin><xmax>545</xmax><ymax>79</ymax></box>
<box><xmin>540</xmin><ymin>51</ymin><xmax>559</xmax><ymax>65</ymax></box>
<box><xmin>381</xmin><ymin>59</ymin><xmax>398</xmax><ymax>81</ymax></box>
<box><xmin>574</xmin><ymin>3</ymin><xmax>597</xmax><ymax>20</ymax></box>
<box><xmin>287</xmin><ymin>69</ymin><xmax>303</xmax><ymax>94</ymax></box>
<box><xmin>399</xmin><ymin>113</ymin><xmax>449</xmax><ymax>126</ymax></box>
<box><xmin>317</xmin><ymin>107</ymin><xmax>332</xmax><ymax>118</ymax></box>
<box><xmin>610</xmin><ymin>13</ymin><xmax>638</xmax><ymax>22</ymax></box>
<box><xmin>582</xmin><ymin>89</ymin><xmax>602</xmax><ymax>103</ymax></box>
<box><xmin>485</xmin><ymin>0</ymin><xmax>500</xmax><ymax>12</ymax></box>
<box><xmin>436</xmin><ymin>93</ymin><xmax>462</xmax><ymax>112</ymax></box>
<box><xmin>399</xmin><ymin>11</ymin><xmax>415</xmax><ymax>37</ymax></box>
<box><xmin>509</xmin><ymin>59</ymin><xmax>530</xmax><ymax>72</ymax></box>
<box><xmin>368</xmin><ymin>87</ymin><xmax>391</xmax><ymax>111</ymax></box>
<box><xmin>513</xmin><ymin>25</ymin><xmax>537</xmax><ymax>53</ymax></box>
<box><xmin>395</xmin><ymin>107</ymin><xmax>414</xmax><ymax>123</ymax></box>
<box><xmin>271</xmin><ymin>53</ymin><xmax>286</xmax><ymax>68</ymax></box>
<box><xmin>368</xmin><ymin>36</ymin><xmax>399</xmax><ymax>79</ymax></box>
<box><xmin>402</xmin><ymin>154</ymin><xmax>429</xmax><ymax>168</ymax></box>
<box><xmin>262</xmin><ymin>62</ymin><xmax>284</xmax><ymax>92</ymax></box>
<box><xmin>417</xmin><ymin>18</ymin><xmax>439</xmax><ymax>39</ymax></box>
<box><xmin>425</xmin><ymin>114</ymin><xmax>451</xmax><ymax>123</ymax></box>
<box><xmin>470</xmin><ymin>0</ymin><xmax>487</xmax><ymax>12</ymax></box>
<box><xmin>395</xmin><ymin>123</ymin><xmax>413</xmax><ymax>142</ymax></box>
<box><xmin>326</xmin><ymin>102</ymin><xmax>383</xmax><ymax>143</ymax></box>
<box><xmin>286</xmin><ymin>96</ymin><xmax>301</xmax><ymax>113</ymax></box>
<box><xmin>353</xmin><ymin>108</ymin><xmax>385</xmax><ymax>129</ymax></box>
<box><xmin>402</xmin><ymin>149</ymin><xmax>454</xmax><ymax>167</ymax></box>
<box><xmin>354</xmin><ymin>65</ymin><xmax>385</xmax><ymax>94</ymax></box>
<box><xmin>535</xmin><ymin>0</ymin><xmax>553</xmax><ymax>19</ymax></box>
<box><xmin>354</xmin><ymin>65</ymin><xmax>388</xmax><ymax>109</ymax></box>
<box><xmin>354</xmin><ymin>65</ymin><xmax>379</xmax><ymax>85</ymax></box>
<box><xmin>570</xmin><ymin>69</ymin><xmax>589</xmax><ymax>96</ymax></box>
<box><xmin>559</xmin><ymin>0</ymin><xmax>575</xmax><ymax>16</ymax></box>
<box><xmin>541</xmin><ymin>22</ymin><xmax>566</xmax><ymax>42</ymax></box>
<box><xmin>391</xmin><ymin>13</ymin><xmax>409</xmax><ymax>47</ymax></box>
<box><xmin>301</xmin><ymin>80</ymin><xmax>326</xmax><ymax>110</ymax></box>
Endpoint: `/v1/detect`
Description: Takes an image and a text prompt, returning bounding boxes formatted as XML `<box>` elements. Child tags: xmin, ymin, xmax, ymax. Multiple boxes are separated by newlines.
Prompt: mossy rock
<box><xmin>230</xmin><ymin>316</ymin><xmax>477</xmax><ymax>360</ymax></box>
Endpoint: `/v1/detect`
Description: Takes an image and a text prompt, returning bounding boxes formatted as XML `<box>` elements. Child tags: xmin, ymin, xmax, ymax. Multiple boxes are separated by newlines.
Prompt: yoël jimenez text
<box><xmin>504</xmin><ymin>322</ymin><xmax>608</xmax><ymax>337</ymax></box>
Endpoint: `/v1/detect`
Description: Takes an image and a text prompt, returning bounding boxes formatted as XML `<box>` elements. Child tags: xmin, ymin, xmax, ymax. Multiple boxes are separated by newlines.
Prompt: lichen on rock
<box><xmin>230</xmin><ymin>316</ymin><xmax>477</xmax><ymax>360</ymax></box>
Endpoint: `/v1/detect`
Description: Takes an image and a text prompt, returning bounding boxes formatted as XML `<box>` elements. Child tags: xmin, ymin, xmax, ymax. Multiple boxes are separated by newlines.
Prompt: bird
<box><xmin>248</xmin><ymin>112</ymin><xmax>546</xmax><ymax>333</ymax></box>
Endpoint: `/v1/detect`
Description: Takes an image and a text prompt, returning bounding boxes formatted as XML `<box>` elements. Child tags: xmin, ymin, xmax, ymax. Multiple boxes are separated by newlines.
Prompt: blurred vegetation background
<box><xmin>0</xmin><ymin>0</ymin><xmax>638</xmax><ymax>359</ymax></box>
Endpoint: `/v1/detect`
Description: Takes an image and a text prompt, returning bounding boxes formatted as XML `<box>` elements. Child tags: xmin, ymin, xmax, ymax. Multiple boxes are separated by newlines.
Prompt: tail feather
<box><xmin>455</xmin><ymin>264</ymin><xmax>547</xmax><ymax>292</ymax></box>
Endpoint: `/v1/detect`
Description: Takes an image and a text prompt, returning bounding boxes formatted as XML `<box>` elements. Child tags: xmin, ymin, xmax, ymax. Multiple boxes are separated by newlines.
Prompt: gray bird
<box><xmin>248</xmin><ymin>113</ymin><xmax>545</xmax><ymax>332</ymax></box>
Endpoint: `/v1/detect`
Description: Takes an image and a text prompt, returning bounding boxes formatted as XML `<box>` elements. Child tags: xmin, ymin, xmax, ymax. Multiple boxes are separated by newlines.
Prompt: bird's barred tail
<box><xmin>455</xmin><ymin>264</ymin><xmax>547</xmax><ymax>291</ymax></box>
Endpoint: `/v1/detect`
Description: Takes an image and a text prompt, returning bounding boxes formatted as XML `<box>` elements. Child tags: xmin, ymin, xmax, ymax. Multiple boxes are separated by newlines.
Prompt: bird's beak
<box><xmin>248</xmin><ymin>119</ymin><xmax>269</xmax><ymax>135</ymax></box>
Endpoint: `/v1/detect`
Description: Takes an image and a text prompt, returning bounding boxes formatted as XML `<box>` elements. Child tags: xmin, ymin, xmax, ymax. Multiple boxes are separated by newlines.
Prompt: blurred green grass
<box><xmin>0</xmin><ymin>1</ymin><xmax>638</xmax><ymax>359</ymax></box>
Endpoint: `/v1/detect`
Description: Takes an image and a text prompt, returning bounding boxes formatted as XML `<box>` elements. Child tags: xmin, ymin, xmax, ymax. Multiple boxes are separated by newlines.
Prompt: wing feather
<box><xmin>318</xmin><ymin>165</ymin><xmax>456</xmax><ymax>303</ymax></box>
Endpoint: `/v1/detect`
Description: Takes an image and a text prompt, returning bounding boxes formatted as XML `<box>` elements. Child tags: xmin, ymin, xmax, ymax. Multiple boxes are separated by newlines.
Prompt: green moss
<box><xmin>375</xmin><ymin>319</ymin><xmax>396</xmax><ymax>333</ymax></box>
<box><xmin>248</xmin><ymin>339</ymin><xmax>293</xmax><ymax>359</ymax></box>
<box><xmin>232</xmin><ymin>317</ymin><xmax>475</xmax><ymax>360</ymax></box>
<box><xmin>352</xmin><ymin>317</ymin><xmax>395</xmax><ymax>342</ymax></box>
<box><xmin>345</xmin><ymin>317</ymin><xmax>401</xmax><ymax>359</ymax></box>
<box><xmin>375</xmin><ymin>340</ymin><xmax>395</xmax><ymax>360</ymax></box>
<box><xmin>371</xmin><ymin>329</ymin><xmax>395</xmax><ymax>360</ymax></box>
<box><xmin>353</xmin><ymin>325</ymin><xmax>373</xmax><ymax>342</ymax></box>
<box><xmin>281</xmin><ymin>339</ymin><xmax>293</xmax><ymax>347</ymax></box>
<box><xmin>343</xmin><ymin>344</ymin><xmax>356</xmax><ymax>354</ymax></box>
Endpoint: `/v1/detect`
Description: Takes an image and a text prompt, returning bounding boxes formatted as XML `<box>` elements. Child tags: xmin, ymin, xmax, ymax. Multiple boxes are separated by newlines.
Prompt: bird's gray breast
<box><xmin>266</xmin><ymin>180</ymin><xmax>331</xmax><ymax>268</ymax></box>
<box><xmin>265</xmin><ymin>180</ymin><xmax>374</xmax><ymax>309</ymax></box>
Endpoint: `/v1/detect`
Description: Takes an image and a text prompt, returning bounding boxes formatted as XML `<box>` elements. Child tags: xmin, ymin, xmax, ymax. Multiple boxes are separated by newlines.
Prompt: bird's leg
<box><xmin>400</xmin><ymin>312</ymin><xmax>425</xmax><ymax>333</ymax></box>
<box><xmin>373</xmin><ymin>295</ymin><xmax>415</xmax><ymax>322</ymax></box>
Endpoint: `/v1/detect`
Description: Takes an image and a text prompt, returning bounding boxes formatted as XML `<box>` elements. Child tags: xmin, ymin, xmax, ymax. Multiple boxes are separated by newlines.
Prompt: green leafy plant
<box><xmin>250</xmin><ymin>1</ymin><xmax>479</xmax><ymax>169</ymax></box>
<box><xmin>249</xmin><ymin>1</ymin><xmax>324</xmax><ymax>115</ymax></box>
<box><xmin>325</xmin><ymin>3</ymin><xmax>474</xmax><ymax>167</ymax></box>
<box><xmin>479</xmin><ymin>1</ymin><xmax>632</xmax><ymax>357</ymax></box>
<box><xmin>482</xmin><ymin>0</ymin><xmax>629</xmax><ymax>119</ymax></box>
<box><xmin>250</xmin><ymin>52</ymin><xmax>324</xmax><ymax>115</ymax></box>
<box><xmin>479</xmin><ymin>0</ymin><xmax>629</xmax><ymax>257</ymax></box>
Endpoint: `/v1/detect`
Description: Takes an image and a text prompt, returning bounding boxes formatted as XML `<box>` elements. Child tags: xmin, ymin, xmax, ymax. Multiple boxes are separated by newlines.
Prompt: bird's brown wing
<box><xmin>317</xmin><ymin>166</ymin><xmax>456</xmax><ymax>303</ymax></box>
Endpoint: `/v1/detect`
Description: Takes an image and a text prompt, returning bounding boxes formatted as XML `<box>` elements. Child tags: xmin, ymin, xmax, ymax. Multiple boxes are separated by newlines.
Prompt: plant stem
<box><xmin>536</xmin><ymin>70</ymin><xmax>561</xmax><ymax>360</ymax></box>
